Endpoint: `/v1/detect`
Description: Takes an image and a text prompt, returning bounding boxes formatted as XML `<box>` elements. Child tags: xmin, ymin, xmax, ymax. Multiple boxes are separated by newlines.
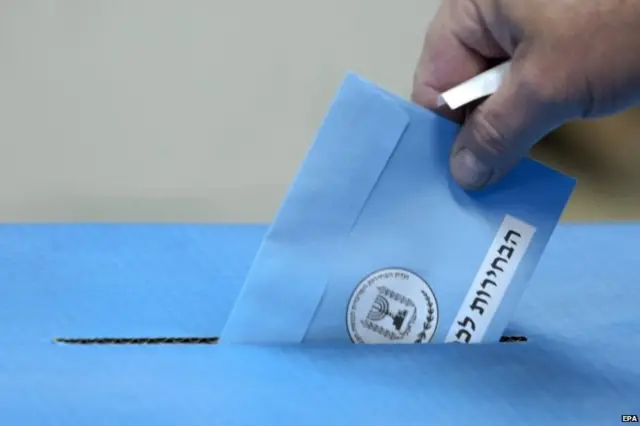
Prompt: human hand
<box><xmin>412</xmin><ymin>0</ymin><xmax>640</xmax><ymax>189</ymax></box>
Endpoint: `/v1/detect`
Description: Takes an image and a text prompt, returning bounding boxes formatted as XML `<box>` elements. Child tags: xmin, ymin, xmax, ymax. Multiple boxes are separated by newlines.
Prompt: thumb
<box><xmin>448</xmin><ymin>61</ymin><xmax>573</xmax><ymax>190</ymax></box>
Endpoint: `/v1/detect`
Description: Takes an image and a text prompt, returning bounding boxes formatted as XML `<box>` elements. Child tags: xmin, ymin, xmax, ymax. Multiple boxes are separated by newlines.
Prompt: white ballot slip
<box><xmin>437</xmin><ymin>61</ymin><xmax>511</xmax><ymax>110</ymax></box>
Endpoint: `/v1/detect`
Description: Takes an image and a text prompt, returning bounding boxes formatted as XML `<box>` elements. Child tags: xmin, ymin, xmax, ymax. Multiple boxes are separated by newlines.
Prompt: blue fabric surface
<box><xmin>0</xmin><ymin>224</ymin><xmax>264</xmax><ymax>341</ymax></box>
<box><xmin>222</xmin><ymin>74</ymin><xmax>575</xmax><ymax>344</ymax></box>
<box><xmin>0</xmin><ymin>224</ymin><xmax>638</xmax><ymax>425</ymax></box>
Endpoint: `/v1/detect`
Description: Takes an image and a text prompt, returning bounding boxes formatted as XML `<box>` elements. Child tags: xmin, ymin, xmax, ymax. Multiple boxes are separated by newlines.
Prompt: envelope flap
<box><xmin>221</xmin><ymin>74</ymin><xmax>410</xmax><ymax>343</ymax></box>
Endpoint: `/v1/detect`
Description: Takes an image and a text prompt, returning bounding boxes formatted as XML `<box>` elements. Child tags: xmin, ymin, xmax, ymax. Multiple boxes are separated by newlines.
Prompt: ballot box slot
<box><xmin>498</xmin><ymin>336</ymin><xmax>527</xmax><ymax>343</ymax></box>
<box><xmin>53</xmin><ymin>337</ymin><xmax>220</xmax><ymax>345</ymax></box>
<box><xmin>51</xmin><ymin>335</ymin><xmax>527</xmax><ymax>345</ymax></box>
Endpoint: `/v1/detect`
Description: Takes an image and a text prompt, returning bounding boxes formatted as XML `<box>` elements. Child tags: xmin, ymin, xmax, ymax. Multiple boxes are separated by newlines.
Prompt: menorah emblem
<box><xmin>366</xmin><ymin>294</ymin><xmax>409</xmax><ymax>331</ymax></box>
<box><xmin>347</xmin><ymin>268</ymin><xmax>437</xmax><ymax>344</ymax></box>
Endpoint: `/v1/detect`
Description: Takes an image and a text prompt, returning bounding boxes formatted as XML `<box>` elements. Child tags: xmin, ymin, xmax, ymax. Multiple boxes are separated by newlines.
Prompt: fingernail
<box><xmin>450</xmin><ymin>148</ymin><xmax>492</xmax><ymax>189</ymax></box>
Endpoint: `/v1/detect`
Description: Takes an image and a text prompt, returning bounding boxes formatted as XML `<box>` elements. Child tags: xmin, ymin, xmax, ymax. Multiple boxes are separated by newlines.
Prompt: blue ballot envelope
<box><xmin>221</xmin><ymin>73</ymin><xmax>576</xmax><ymax>344</ymax></box>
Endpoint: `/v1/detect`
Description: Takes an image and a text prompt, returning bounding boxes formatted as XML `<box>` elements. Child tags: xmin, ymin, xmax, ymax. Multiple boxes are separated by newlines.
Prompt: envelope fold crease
<box><xmin>221</xmin><ymin>74</ymin><xmax>410</xmax><ymax>343</ymax></box>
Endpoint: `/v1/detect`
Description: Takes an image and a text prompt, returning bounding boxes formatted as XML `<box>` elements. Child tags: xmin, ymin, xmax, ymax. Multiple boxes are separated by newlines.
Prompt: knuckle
<box><xmin>511</xmin><ymin>56</ymin><xmax>584</xmax><ymax>120</ymax></box>
<box><xmin>516</xmin><ymin>62</ymin><xmax>570</xmax><ymax>106</ymax></box>
<box><xmin>468</xmin><ymin>107</ymin><xmax>512</xmax><ymax>158</ymax></box>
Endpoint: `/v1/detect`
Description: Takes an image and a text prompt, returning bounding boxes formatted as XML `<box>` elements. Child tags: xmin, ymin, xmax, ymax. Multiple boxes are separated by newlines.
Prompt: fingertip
<box><xmin>449</xmin><ymin>146</ymin><xmax>494</xmax><ymax>190</ymax></box>
<box><xmin>410</xmin><ymin>81</ymin><xmax>439</xmax><ymax>109</ymax></box>
<box><xmin>411</xmin><ymin>80</ymin><xmax>468</xmax><ymax>124</ymax></box>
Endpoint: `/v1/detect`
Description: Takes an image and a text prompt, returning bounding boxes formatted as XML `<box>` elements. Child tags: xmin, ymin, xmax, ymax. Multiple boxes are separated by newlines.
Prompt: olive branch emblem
<box><xmin>414</xmin><ymin>290</ymin><xmax>436</xmax><ymax>343</ymax></box>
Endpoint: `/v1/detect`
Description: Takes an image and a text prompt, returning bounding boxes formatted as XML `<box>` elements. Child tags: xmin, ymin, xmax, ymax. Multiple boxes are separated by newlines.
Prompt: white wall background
<box><xmin>0</xmin><ymin>0</ymin><xmax>440</xmax><ymax>222</ymax></box>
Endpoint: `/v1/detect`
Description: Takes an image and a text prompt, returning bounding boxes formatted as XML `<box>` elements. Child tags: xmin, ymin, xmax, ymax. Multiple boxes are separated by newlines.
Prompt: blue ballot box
<box><xmin>0</xmin><ymin>224</ymin><xmax>638</xmax><ymax>426</ymax></box>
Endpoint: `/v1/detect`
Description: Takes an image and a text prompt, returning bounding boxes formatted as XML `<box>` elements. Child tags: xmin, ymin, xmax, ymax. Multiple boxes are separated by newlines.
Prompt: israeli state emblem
<box><xmin>347</xmin><ymin>268</ymin><xmax>438</xmax><ymax>343</ymax></box>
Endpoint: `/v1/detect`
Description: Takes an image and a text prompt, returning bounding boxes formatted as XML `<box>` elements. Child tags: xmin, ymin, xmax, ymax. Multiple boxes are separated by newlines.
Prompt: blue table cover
<box><xmin>0</xmin><ymin>224</ymin><xmax>637</xmax><ymax>425</ymax></box>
